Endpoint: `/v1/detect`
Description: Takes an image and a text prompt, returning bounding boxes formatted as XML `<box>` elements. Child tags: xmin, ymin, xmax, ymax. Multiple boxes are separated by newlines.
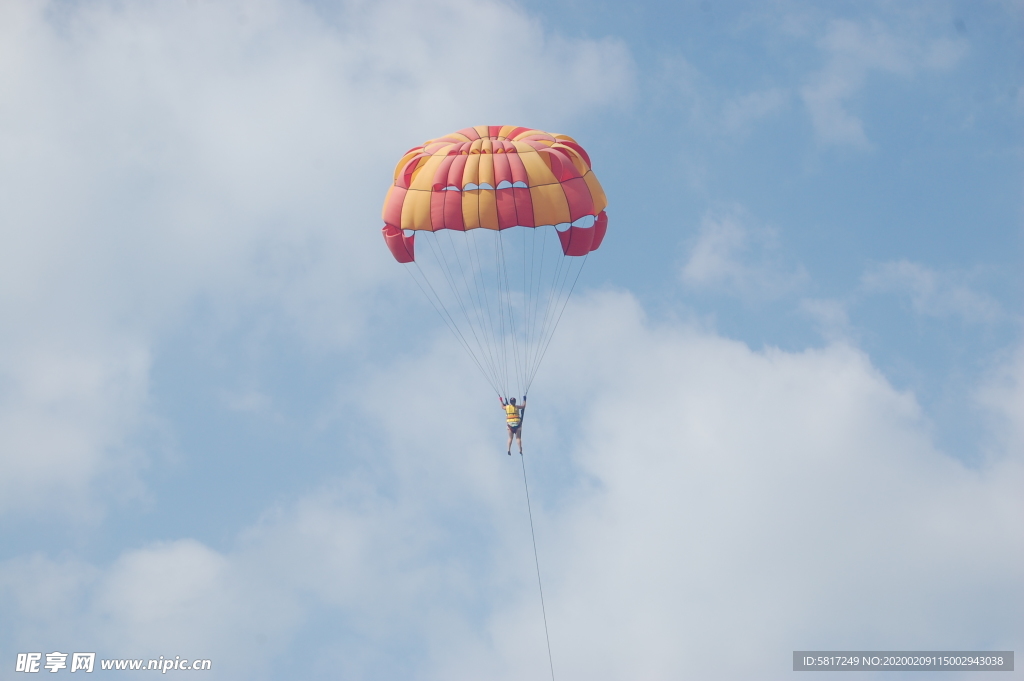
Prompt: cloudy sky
<box><xmin>1</xmin><ymin>0</ymin><xmax>1021</xmax><ymax>679</ymax></box>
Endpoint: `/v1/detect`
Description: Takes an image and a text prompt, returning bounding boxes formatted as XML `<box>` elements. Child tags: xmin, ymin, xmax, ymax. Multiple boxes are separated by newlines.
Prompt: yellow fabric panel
<box><xmin>462</xmin><ymin>153</ymin><xmax>480</xmax><ymax>187</ymax></box>
<box><xmin>392</xmin><ymin>149</ymin><xmax>421</xmax><ymax>179</ymax></box>
<box><xmin>557</xmin><ymin>144</ymin><xmax>590</xmax><ymax>175</ymax></box>
<box><xmin>478</xmin><ymin>150</ymin><xmax>495</xmax><ymax>187</ymax></box>
<box><xmin>530</xmin><ymin>183</ymin><xmax>571</xmax><ymax>226</ymax></box>
<box><xmin>480</xmin><ymin>137</ymin><xmax>493</xmax><ymax>155</ymax></box>
<box><xmin>469</xmin><ymin>138</ymin><xmax>484</xmax><ymax>154</ymax></box>
<box><xmin>473</xmin><ymin>125</ymin><xmax>489</xmax><ymax>139</ymax></box>
<box><xmin>514</xmin><ymin>145</ymin><xmax>558</xmax><ymax>186</ymax></box>
<box><xmin>477</xmin><ymin>187</ymin><xmax>498</xmax><ymax>230</ymax></box>
<box><xmin>429</xmin><ymin>143</ymin><xmax>455</xmax><ymax>157</ymax></box>
<box><xmin>582</xmin><ymin>171</ymin><xmax>608</xmax><ymax>212</ymax></box>
<box><xmin>400</xmin><ymin>187</ymin><xmax>432</xmax><ymax>230</ymax></box>
<box><xmin>461</xmin><ymin>190</ymin><xmax>481</xmax><ymax>230</ymax></box>
<box><xmin>408</xmin><ymin>153</ymin><xmax>445</xmax><ymax>191</ymax></box>
<box><xmin>498</xmin><ymin>125</ymin><xmax>519</xmax><ymax>139</ymax></box>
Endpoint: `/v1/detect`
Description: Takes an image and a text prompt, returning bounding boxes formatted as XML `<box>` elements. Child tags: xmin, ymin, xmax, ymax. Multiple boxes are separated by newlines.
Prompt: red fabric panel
<box><xmin>443</xmin><ymin>187</ymin><xmax>465</xmax><ymax>230</ymax></box>
<box><xmin>540</xmin><ymin>148</ymin><xmax>580</xmax><ymax>181</ymax></box>
<box><xmin>429</xmin><ymin>189</ymin><xmax>445</xmax><ymax>230</ymax></box>
<box><xmin>507</xmin><ymin>126</ymin><xmax>533</xmax><ymax>140</ymax></box>
<box><xmin>506</xmin><ymin>152</ymin><xmax>529</xmax><ymax>185</ymax></box>
<box><xmin>560</xmin><ymin>177</ymin><xmax>595</xmax><ymax>221</ymax></box>
<box><xmin>456</xmin><ymin>127</ymin><xmax>480</xmax><ymax>141</ymax></box>
<box><xmin>556</xmin><ymin>226</ymin><xmax>570</xmax><ymax>254</ymax></box>
<box><xmin>555</xmin><ymin>140</ymin><xmax>591</xmax><ymax>168</ymax></box>
<box><xmin>512</xmin><ymin>187</ymin><xmax>534</xmax><ymax>227</ymax></box>
<box><xmin>383</xmin><ymin>186</ymin><xmax>407</xmax><ymax>227</ymax></box>
<box><xmin>431</xmin><ymin>154</ymin><xmax>458</xmax><ymax>190</ymax></box>
<box><xmin>446</xmin><ymin>153</ymin><xmax>469</xmax><ymax>188</ymax></box>
<box><xmin>540</xmin><ymin>148</ymin><xmax>563</xmax><ymax>181</ymax></box>
<box><xmin>488</xmin><ymin>125</ymin><xmax>502</xmax><ymax>138</ymax></box>
<box><xmin>557</xmin><ymin>224</ymin><xmax>595</xmax><ymax>256</ymax></box>
<box><xmin>590</xmin><ymin>211</ymin><xmax>608</xmax><ymax>251</ymax></box>
<box><xmin>382</xmin><ymin>225</ymin><xmax>415</xmax><ymax>263</ymax></box>
<box><xmin>558</xmin><ymin>149</ymin><xmax>582</xmax><ymax>180</ymax></box>
<box><xmin>496</xmin><ymin>188</ymin><xmax>518</xmax><ymax>228</ymax></box>
<box><xmin>492</xmin><ymin>152</ymin><xmax>512</xmax><ymax>185</ymax></box>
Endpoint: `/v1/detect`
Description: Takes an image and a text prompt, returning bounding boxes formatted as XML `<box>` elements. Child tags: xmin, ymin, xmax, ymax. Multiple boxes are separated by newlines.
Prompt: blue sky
<box><xmin>0</xmin><ymin>0</ymin><xmax>1021</xmax><ymax>679</ymax></box>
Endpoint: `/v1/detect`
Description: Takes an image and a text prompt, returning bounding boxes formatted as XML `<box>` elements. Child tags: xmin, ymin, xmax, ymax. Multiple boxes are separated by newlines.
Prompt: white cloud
<box><xmin>721</xmin><ymin>87</ymin><xmax>788</xmax><ymax>134</ymax></box>
<box><xmin>3</xmin><ymin>291</ymin><xmax>1019</xmax><ymax>679</ymax></box>
<box><xmin>800</xmin><ymin>297</ymin><xmax>852</xmax><ymax>341</ymax></box>
<box><xmin>861</xmin><ymin>259</ymin><xmax>1005</xmax><ymax>324</ymax></box>
<box><xmin>681</xmin><ymin>210</ymin><xmax>807</xmax><ymax>299</ymax></box>
<box><xmin>976</xmin><ymin>345</ymin><xmax>1024</xmax><ymax>455</ymax></box>
<box><xmin>0</xmin><ymin>0</ymin><xmax>633</xmax><ymax>519</ymax></box>
<box><xmin>801</xmin><ymin>18</ymin><xmax>967</xmax><ymax>148</ymax></box>
<box><xmin>0</xmin><ymin>341</ymin><xmax>150</xmax><ymax>516</ymax></box>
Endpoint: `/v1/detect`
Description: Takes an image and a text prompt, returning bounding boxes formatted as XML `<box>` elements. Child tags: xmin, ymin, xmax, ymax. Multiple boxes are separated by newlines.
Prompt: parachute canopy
<box><xmin>381</xmin><ymin>126</ymin><xmax>608</xmax><ymax>398</ymax></box>
<box><xmin>382</xmin><ymin>126</ymin><xmax>608</xmax><ymax>263</ymax></box>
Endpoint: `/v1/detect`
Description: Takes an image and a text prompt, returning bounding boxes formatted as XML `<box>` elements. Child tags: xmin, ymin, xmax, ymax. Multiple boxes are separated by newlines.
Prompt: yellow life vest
<box><xmin>505</xmin><ymin>404</ymin><xmax>521</xmax><ymax>424</ymax></box>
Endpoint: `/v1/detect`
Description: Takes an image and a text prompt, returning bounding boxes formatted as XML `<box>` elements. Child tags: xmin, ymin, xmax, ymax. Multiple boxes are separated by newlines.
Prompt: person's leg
<box><xmin>515</xmin><ymin>427</ymin><xmax>523</xmax><ymax>453</ymax></box>
<box><xmin>506</xmin><ymin>426</ymin><xmax>513</xmax><ymax>454</ymax></box>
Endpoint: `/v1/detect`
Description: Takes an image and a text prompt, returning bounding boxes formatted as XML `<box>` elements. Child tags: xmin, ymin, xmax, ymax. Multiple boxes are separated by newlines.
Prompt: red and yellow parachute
<box><xmin>381</xmin><ymin>126</ymin><xmax>608</xmax><ymax>397</ymax></box>
<box><xmin>382</xmin><ymin>126</ymin><xmax>608</xmax><ymax>261</ymax></box>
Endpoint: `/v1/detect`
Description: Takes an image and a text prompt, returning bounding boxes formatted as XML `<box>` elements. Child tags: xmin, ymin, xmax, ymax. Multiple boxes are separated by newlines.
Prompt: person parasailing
<box><xmin>500</xmin><ymin>395</ymin><xmax>526</xmax><ymax>455</ymax></box>
<box><xmin>378</xmin><ymin>126</ymin><xmax>608</xmax><ymax>460</ymax></box>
